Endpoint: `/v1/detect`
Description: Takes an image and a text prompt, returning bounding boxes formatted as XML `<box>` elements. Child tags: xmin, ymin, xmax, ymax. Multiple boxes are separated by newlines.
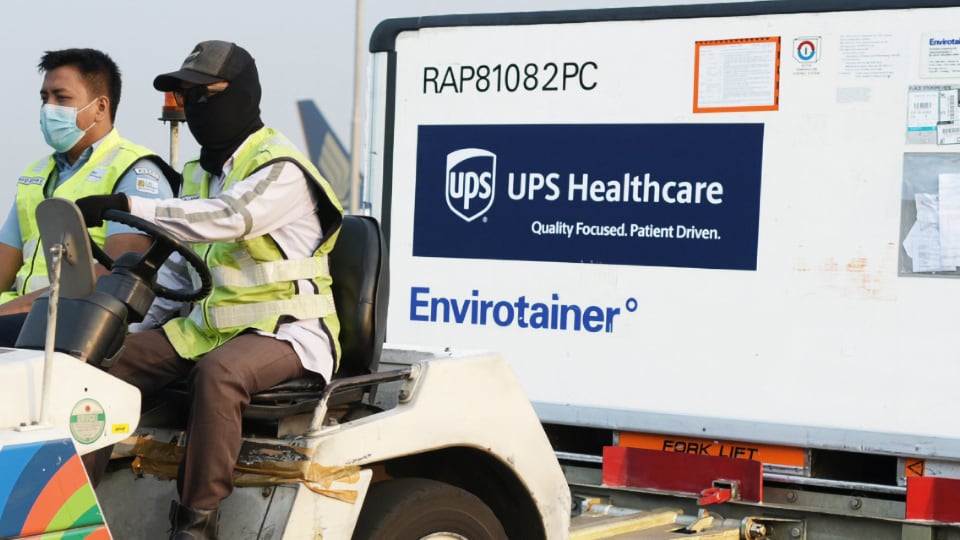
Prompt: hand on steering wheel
<box><xmin>91</xmin><ymin>209</ymin><xmax>212</xmax><ymax>302</ymax></box>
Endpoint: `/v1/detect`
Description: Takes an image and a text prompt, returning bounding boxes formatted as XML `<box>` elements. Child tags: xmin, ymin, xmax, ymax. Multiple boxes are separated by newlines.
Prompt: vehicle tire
<box><xmin>352</xmin><ymin>477</ymin><xmax>507</xmax><ymax>540</ymax></box>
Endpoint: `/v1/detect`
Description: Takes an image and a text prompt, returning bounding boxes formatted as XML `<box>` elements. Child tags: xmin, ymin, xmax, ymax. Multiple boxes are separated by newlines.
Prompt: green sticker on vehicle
<box><xmin>70</xmin><ymin>398</ymin><xmax>105</xmax><ymax>444</ymax></box>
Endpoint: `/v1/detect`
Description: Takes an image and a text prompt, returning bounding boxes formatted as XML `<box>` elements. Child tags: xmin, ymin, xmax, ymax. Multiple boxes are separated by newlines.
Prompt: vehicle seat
<box><xmin>242</xmin><ymin>214</ymin><xmax>389</xmax><ymax>420</ymax></box>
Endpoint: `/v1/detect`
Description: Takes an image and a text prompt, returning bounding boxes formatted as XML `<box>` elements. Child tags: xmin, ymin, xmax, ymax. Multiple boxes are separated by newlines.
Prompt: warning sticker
<box><xmin>619</xmin><ymin>432</ymin><xmax>806</xmax><ymax>467</ymax></box>
<box><xmin>70</xmin><ymin>398</ymin><xmax>105</xmax><ymax>445</ymax></box>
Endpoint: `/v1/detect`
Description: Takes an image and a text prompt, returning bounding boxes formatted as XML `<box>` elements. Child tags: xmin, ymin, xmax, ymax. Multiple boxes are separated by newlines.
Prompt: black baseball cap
<box><xmin>153</xmin><ymin>40</ymin><xmax>254</xmax><ymax>91</ymax></box>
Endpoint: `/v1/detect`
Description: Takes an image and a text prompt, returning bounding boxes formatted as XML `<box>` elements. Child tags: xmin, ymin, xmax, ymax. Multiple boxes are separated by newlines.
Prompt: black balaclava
<box><xmin>184</xmin><ymin>62</ymin><xmax>264</xmax><ymax>176</ymax></box>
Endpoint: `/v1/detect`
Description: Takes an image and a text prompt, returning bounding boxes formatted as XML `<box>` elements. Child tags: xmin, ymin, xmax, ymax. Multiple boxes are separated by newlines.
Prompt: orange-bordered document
<box><xmin>694</xmin><ymin>36</ymin><xmax>781</xmax><ymax>113</ymax></box>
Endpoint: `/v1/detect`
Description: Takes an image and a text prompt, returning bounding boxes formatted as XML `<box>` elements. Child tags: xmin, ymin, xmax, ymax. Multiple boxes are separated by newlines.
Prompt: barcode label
<box><xmin>938</xmin><ymin>123</ymin><xmax>960</xmax><ymax>145</ymax></box>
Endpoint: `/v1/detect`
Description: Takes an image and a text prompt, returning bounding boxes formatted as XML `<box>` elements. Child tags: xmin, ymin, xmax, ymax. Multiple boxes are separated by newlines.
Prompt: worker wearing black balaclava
<box><xmin>75</xmin><ymin>40</ymin><xmax>345</xmax><ymax>540</ymax></box>
<box><xmin>184</xmin><ymin>61</ymin><xmax>264</xmax><ymax>176</ymax></box>
<box><xmin>152</xmin><ymin>40</ymin><xmax>264</xmax><ymax>175</ymax></box>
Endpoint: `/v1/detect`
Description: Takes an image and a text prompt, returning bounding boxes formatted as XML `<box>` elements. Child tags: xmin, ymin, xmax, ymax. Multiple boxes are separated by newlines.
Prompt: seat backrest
<box><xmin>329</xmin><ymin>215</ymin><xmax>389</xmax><ymax>379</ymax></box>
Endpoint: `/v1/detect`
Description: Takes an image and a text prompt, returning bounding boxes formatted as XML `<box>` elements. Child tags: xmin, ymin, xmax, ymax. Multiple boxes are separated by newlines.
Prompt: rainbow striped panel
<box><xmin>0</xmin><ymin>438</ymin><xmax>110</xmax><ymax>539</ymax></box>
<box><xmin>17</xmin><ymin>523</ymin><xmax>110</xmax><ymax>540</ymax></box>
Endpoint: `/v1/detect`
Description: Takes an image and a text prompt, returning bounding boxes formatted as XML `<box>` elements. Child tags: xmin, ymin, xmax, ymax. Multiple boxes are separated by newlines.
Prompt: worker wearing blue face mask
<box><xmin>41</xmin><ymin>97</ymin><xmax>101</xmax><ymax>151</ymax></box>
<box><xmin>0</xmin><ymin>48</ymin><xmax>180</xmax><ymax>345</ymax></box>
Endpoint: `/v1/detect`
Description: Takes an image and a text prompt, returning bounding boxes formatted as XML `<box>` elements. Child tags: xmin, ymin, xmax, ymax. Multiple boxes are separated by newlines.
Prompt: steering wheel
<box><xmin>90</xmin><ymin>209</ymin><xmax>213</xmax><ymax>302</ymax></box>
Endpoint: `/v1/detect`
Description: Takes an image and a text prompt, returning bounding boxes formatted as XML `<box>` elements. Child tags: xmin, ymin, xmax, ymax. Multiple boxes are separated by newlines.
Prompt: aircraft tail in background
<box><xmin>297</xmin><ymin>99</ymin><xmax>353</xmax><ymax>206</ymax></box>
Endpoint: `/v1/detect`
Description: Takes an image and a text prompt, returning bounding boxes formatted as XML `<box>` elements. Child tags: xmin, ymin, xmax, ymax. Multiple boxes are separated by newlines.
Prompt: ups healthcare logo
<box><xmin>445</xmin><ymin>148</ymin><xmax>496</xmax><ymax>222</ymax></box>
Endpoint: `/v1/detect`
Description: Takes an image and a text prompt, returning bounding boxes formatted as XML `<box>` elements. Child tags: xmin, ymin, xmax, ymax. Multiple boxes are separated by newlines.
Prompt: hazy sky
<box><xmin>0</xmin><ymin>0</ymin><xmax>747</xmax><ymax>216</ymax></box>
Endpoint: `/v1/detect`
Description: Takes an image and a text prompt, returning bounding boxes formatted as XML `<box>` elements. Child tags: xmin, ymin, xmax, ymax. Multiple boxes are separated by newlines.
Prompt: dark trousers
<box><xmin>0</xmin><ymin>313</ymin><xmax>29</xmax><ymax>347</ymax></box>
<box><xmin>84</xmin><ymin>329</ymin><xmax>306</xmax><ymax>510</ymax></box>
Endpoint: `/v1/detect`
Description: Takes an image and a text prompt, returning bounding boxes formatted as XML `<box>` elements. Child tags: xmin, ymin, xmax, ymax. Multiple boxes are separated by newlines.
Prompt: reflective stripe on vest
<box><xmin>21</xmin><ymin>237</ymin><xmax>39</xmax><ymax>263</ymax></box>
<box><xmin>211</xmin><ymin>252</ymin><xmax>329</xmax><ymax>288</ymax></box>
<box><xmin>190</xmin><ymin>293</ymin><xmax>337</xmax><ymax>330</ymax></box>
<box><xmin>13</xmin><ymin>275</ymin><xmax>49</xmax><ymax>296</ymax></box>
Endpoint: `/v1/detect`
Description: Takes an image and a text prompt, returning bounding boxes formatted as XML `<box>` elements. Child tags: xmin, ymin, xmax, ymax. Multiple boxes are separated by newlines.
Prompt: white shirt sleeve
<box><xmin>128</xmin><ymin>160</ymin><xmax>318</xmax><ymax>244</ymax></box>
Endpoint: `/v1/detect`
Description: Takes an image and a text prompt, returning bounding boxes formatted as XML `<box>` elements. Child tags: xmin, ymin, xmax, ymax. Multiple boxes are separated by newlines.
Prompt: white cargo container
<box><xmin>363</xmin><ymin>0</ymin><xmax>960</xmax><ymax>534</ymax></box>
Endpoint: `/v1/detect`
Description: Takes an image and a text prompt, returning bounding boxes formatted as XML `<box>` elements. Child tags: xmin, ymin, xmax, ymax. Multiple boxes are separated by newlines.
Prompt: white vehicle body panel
<box><xmin>364</xmin><ymin>1</ymin><xmax>960</xmax><ymax>459</ymax></box>
<box><xmin>0</xmin><ymin>348</ymin><xmax>140</xmax><ymax>453</ymax></box>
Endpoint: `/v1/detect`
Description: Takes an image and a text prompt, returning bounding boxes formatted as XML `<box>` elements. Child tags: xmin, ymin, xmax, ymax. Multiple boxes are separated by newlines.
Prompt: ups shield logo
<box><xmin>446</xmin><ymin>148</ymin><xmax>496</xmax><ymax>223</ymax></box>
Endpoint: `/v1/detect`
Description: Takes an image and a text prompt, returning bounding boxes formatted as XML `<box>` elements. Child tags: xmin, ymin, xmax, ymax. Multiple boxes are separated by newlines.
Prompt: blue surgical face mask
<box><xmin>39</xmin><ymin>99</ymin><xmax>99</xmax><ymax>153</ymax></box>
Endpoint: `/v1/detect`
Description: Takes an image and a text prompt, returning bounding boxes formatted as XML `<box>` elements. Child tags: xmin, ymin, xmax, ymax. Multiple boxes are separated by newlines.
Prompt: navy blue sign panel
<box><xmin>413</xmin><ymin>124</ymin><xmax>764</xmax><ymax>270</ymax></box>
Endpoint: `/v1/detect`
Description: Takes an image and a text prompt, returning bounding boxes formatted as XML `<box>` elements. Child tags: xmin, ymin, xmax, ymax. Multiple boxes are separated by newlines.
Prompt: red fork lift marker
<box><xmin>603</xmin><ymin>446</ymin><xmax>763</xmax><ymax>503</ymax></box>
<box><xmin>906</xmin><ymin>476</ymin><xmax>960</xmax><ymax>523</ymax></box>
